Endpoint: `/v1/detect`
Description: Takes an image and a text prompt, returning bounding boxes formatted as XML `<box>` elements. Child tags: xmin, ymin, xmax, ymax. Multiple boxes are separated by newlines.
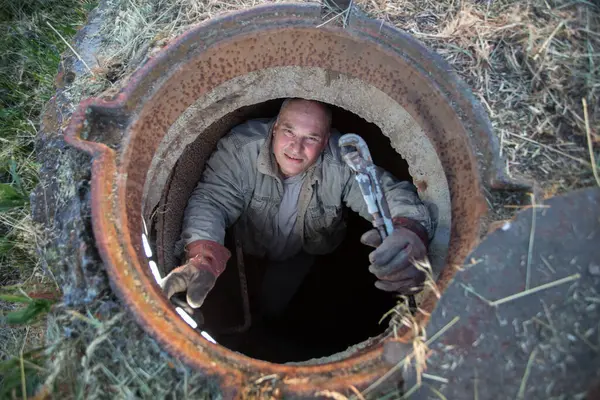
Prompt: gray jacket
<box><xmin>181</xmin><ymin>118</ymin><xmax>435</xmax><ymax>258</ymax></box>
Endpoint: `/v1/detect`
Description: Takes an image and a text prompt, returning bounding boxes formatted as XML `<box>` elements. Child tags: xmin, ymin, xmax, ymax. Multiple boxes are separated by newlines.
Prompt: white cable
<box><xmin>148</xmin><ymin>260</ymin><xmax>162</xmax><ymax>283</ymax></box>
<box><xmin>142</xmin><ymin>234</ymin><xmax>153</xmax><ymax>258</ymax></box>
<box><xmin>175</xmin><ymin>307</ymin><xmax>198</xmax><ymax>329</ymax></box>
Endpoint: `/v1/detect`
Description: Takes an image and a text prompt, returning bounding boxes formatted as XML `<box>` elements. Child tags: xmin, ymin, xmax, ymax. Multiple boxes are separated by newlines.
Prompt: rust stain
<box><xmin>62</xmin><ymin>3</ymin><xmax>521</xmax><ymax>398</ymax></box>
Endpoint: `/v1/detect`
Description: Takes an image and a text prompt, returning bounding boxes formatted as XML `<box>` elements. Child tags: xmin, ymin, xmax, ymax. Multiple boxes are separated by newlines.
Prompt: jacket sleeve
<box><xmin>341</xmin><ymin>164</ymin><xmax>436</xmax><ymax>240</ymax></box>
<box><xmin>180</xmin><ymin>134</ymin><xmax>250</xmax><ymax>247</ymax></box>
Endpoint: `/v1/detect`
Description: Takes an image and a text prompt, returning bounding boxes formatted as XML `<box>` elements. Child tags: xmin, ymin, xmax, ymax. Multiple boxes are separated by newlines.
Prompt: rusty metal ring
<box><xmin>65</xmin><ymin>3</ymin><xmax>525</xmax><ymax>397</ymax></box>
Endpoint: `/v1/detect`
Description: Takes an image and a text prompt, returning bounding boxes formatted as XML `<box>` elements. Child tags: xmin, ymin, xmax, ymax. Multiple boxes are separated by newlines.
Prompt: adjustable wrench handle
<box><xmin>339</xmin><ymin>134</ymin><xmax>417</xmax><ymax>314</ymax></box>
<box><xmin>339</xmin><ymin>134</ymin><xmax>393</xmax><ymax>235</ymax></box>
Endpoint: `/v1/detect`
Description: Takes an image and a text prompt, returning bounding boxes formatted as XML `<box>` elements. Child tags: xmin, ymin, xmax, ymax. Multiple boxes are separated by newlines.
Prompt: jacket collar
<box><xmin>256</xmin><ymin>119</ymin><xmax>278</xmax><ymax>178</ymax></box>
<box><xmin>257</xmin><ymin>118</ymin><xmax>324</xmax><ymax>184</ymax></box>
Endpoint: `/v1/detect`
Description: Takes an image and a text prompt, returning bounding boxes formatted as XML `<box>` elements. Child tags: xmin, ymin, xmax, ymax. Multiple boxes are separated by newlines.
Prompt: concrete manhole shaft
<box><xmin>65</xmin><ymin>3</ymin><xmax>523</xmax><ymax>398</ymax></box>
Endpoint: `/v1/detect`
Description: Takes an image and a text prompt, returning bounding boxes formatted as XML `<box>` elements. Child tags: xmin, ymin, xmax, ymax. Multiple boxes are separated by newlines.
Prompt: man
<box><xmin>162</xmin><ymin>98</ymin><xmax>435</xmax><ymax>317</ymax></box>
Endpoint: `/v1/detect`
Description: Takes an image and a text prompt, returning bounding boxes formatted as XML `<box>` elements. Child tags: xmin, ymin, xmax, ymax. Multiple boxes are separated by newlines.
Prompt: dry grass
<box><xmin>374</xmin><ymin>257</ymin><xmax>440</xmax><ymax>395</ymax></box>
<box><xmin>29</xmin><ymin>306</ymin><xmax>218</xmax><ymax>399</ymax></box>
<box><xmin>354</xmin><ymin>0</ymin><xmax>599</xmax><ymax>196</ymax></box>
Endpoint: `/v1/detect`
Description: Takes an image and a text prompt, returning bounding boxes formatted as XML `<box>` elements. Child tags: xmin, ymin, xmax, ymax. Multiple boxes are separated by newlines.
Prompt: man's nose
<box><xmin>289</xmin><ymin>137</ymin><xmax>304</xmax><ymax>151</ymax></box>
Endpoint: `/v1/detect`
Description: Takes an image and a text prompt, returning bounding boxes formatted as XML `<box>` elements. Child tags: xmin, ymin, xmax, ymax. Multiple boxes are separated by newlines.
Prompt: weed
<box><xmin>0</xmin><ymin>294</ymin><xmax>56</xmax><ymax>325</ymax></box>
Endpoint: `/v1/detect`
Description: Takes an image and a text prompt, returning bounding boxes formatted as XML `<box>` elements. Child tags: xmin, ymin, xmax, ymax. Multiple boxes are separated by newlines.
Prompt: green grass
<box><xmin>0</xmin><ymin>0</ymin><xmax>93</xmax><ymax>282</ymax></box>
<box><xmin>1</xmin><ymin>0</ymin><xmax>93</xmax><ymax>397</ymax></box>
<box><xmin>0</xmin><ymin>0</ymin><xmax>93</xmax><ymax>283</ymax></box>
<box><xmin>0</xmin><ymin>0</ymin><xmax>91</xmax><ymax>190</ymax></box>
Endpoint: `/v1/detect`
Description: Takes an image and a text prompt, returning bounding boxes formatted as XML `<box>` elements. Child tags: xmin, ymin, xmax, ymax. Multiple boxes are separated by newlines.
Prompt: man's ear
<box><xmin>323</xmin><ymin>132</ymin><xmax>331</xmax><ymax>148</ymax></box>
<box><xmin>271</xmin><ymin>120</ymin><xmax>279</xmax><ymax>139</ymax></box>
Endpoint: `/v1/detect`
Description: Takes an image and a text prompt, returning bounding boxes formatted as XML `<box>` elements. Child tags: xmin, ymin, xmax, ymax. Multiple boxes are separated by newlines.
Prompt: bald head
<box><xmin>278</xmin><ymin>98</ymin><xmax>332</xmax><ymax>131</ymax></box>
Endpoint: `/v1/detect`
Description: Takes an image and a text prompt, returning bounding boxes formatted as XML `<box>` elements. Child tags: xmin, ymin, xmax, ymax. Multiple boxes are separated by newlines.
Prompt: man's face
<box><xmin>272</xmin><ymin>100</ymin><xmax>330</xmax><ymax>178</ymax></box>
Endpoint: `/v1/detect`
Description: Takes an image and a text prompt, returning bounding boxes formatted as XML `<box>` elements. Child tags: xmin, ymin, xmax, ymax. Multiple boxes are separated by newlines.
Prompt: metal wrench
<box><xmin>338</xmin><ymin>133</ymin><xmax>417</xmax><ymax>313</ymax></box>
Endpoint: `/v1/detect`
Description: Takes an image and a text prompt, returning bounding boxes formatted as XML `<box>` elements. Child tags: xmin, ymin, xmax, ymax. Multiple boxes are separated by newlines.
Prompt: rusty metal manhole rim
<box><xmin>64</xmin><ymin>2</ymin><xmax>521</xmax><ymax>395</ymax></box>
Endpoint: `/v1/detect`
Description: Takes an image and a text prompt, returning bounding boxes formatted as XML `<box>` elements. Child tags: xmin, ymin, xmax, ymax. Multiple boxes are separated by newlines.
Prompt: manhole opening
<box><xmin>155</xmin><ymin>98</ymin><xmax>415</xmax><ymax>363</ymax></box>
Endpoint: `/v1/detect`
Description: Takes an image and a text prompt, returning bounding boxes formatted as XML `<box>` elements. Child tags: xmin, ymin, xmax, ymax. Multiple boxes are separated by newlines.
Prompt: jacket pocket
<box><xmin>237</xmin><ymin>195</ymin><xmax>271</xmax><ymax>256</ymax></box>
<box><xmin>245</xmin><ymin>195</ymin><xmax>270</xmax><ymax>230</ymax></box>
<box><xmin>304</xmin><ymin>204</ymin><xmax>346</xmax><ymax>254</ymax></box>
<box><xmin>307</xmin><ymin>204</ymin><xmax>344</xmax><ymax>233</ymax></box>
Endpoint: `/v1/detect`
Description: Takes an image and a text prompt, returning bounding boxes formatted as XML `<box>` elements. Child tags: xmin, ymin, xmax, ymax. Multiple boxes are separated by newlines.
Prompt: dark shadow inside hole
<box><xmin>160</xmin><ymin>98</ymin><xmax>413</xmax><ymax>363</ymax></box>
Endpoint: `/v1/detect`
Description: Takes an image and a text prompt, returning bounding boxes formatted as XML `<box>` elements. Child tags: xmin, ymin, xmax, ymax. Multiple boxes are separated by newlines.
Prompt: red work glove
<box><xmin>360</xmin><ymin>217</ymin><xmax>429</xmax><ymax>294</ymax></box>
<box><xmin>160</xmin><ymin>240</ymin><xmax>230</xmax><ymax>309</ymax></box>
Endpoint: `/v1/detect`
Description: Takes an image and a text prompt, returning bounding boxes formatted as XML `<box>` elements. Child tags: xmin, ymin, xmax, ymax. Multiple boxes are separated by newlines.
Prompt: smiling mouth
<box><xmin>285</xmin><ymin>154</ymin><xmax>303</xmax><ymax>163</ymax></box>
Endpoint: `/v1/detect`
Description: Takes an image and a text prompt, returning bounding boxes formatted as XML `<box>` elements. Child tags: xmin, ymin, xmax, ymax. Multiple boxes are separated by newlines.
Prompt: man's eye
<box><xmin>308</xmin><ymin>137</ymin><xmax>320</xmax><ymax>143</ymax></box>
<box><xmin>285</xmin><ymin>129</ymin><xmax>294</xmax><ymax>137</ymax></box>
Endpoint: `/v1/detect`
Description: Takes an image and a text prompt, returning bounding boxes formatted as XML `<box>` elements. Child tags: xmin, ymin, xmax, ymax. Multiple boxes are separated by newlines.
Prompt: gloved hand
<box><xmin>161</xmin><ymin>240</ymin><xmax>230</xmax><ymax>309</ymax></box>
<box><xmin>360</xmin><ymin>217</ymin><xmax>429</xmax><ymax>294</ymax></box>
